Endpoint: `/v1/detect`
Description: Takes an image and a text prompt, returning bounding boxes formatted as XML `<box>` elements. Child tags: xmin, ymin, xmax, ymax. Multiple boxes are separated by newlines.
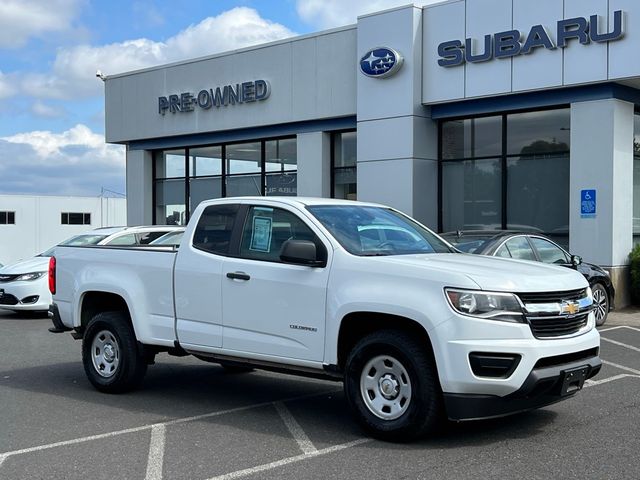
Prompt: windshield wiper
<box><xmin>360</xmin><ymin>252</ymin><xmax>391</xmax><ymax>257</ymax></box>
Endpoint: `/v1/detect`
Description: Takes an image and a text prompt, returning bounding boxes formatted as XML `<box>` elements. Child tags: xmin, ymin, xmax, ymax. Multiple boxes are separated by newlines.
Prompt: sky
<box><xmin>0</xmin><ymin>0</ymin><xmax>436</xmax><ymax>197</ymax></box>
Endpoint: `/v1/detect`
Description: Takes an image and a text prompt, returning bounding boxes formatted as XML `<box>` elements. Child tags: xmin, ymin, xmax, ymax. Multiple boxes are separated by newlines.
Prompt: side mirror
<box><xmin>571</xmin><ymin>255</ymin><xmax>582</xmax><ymax>267</ymax></box>
<box><xmin>280</xmin><ymin>239</ymin><xmax>324</xmax><ymax>267</ymax></box>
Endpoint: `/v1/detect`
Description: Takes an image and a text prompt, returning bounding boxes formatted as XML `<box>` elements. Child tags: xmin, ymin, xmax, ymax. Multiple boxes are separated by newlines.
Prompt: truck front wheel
<box><xmin>82</xmin><ymin>312</ymin><xmax>147</xmax><ymax>393</ymax></box>
<box><xmin>344</xmin><ymin>330</ymin><xmax>443</xmax><ymax>441</ymax></box>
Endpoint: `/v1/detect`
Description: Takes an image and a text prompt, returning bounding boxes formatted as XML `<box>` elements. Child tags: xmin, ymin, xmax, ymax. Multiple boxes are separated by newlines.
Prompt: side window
<box><xmin>503</xmin><ymin>237</ymin><xmax>536</xmax><ymax>261</ymax></box>
<box><xmin>530</xmin><ymin>237</ymin><xmax>569</xmax><ymax>264</ymax></box>
<box><xmin>240</xmin><ymin>206</ymin><xmax>322</xmax><ymax>263</ymax></box>
<box><xmin>193</xmin><ymin>204</ymin><xmax>239</xmax><ymax>255</ymax></box>
<box><xmin>495</xmin><ymin>244</ymin><xmax>512</xmax><ymax>258</ymax></box>
<box><xmin>137</xmin><ymin>231</ymin><xmax>167</xmax><ymax>245</ymax></box>
<box><xmin>106</xmin><ymin>233</ymin><xmax>138</xmax><ymax>246</ymax></box>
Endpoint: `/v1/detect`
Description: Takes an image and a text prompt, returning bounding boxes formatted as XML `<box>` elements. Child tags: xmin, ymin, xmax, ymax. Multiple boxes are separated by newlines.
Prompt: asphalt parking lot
<box><xmin>1</xmin><ymin>310</ymin><xmax>639</xmax><ymax>480</ymax></box>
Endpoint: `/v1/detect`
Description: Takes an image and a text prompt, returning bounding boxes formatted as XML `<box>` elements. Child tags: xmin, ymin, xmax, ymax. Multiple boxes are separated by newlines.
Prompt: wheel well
<box><xmin>337</xmin><ymin>312</ymin><xmax>435</xmax><ymax>369</ymax></box>
<box><xmin>80</xmin><ymin>291</ymin><xmax>131</xmax><ymax>330</ymax></box>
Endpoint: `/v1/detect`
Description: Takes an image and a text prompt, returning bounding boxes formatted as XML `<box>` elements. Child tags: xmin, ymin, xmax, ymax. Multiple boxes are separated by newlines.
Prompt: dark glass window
<box><xmin>440</xmin><ymin>108</ymin><xmax>570</xmax><ymax>247</ymax></box>
<box><xmin>193</xmin><ymin>204</ymin><xmax>239</xmax><ymax>255</ymax></box>
<box><xmin>265</xmin><ymin>138</ymin><xmax>297</xmax><ymax>196</ymax></box>
<box><xmin>498</xmin><ymin>237</ymin><xmax>536</xmax><ymax>261</ymax></box>
<box><xmin>529</xmin><ymin>237</ymin><xmax>569</xmax><ymax>264</ymax></box>
<box><xmin>634</xmin><ymin>113</ymin><xmax>640</xmax><ymax>244</ymax></box>
<box><xmin>189</xmin><ymin>146</ymin><xmax>222</xmax><ymax>212</ymax></box>
<box><xmin>0</xmin><ymin>211</ymin><xmax>15</xmax><ymax>225</ymax></box>
<box><xmin>332</xmin><ymin>131</ymin><xmax>357</xmax><ymax>200</ymax></box>
<box><xmin>61</xmin><ymin>212</ymin><xmax>91</xmax><ymax>225</ymax></box>
<box><xmin>442</xmin><ymin>158</ymin><xmax>502</xmax><ymax>232</ymax></box>
<box><xmin>239</xmin><ymin>206</ymin><xmax>319</xmax><ymax>263</ymax></box>
<box><xmin>442</xmin><ymin>116</ymin><xmax>501</xmax><ymax>159</ymax></box>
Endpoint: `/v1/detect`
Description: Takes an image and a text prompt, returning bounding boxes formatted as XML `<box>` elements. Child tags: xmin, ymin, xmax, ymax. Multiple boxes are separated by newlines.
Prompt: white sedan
<box><xmin>0</xmin><ymin>226</ymin><xmax>181</xmax><ymax>312</ymax></box>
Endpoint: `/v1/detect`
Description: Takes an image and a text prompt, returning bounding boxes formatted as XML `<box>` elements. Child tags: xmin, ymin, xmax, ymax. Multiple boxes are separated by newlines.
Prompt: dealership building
<box><xmin>104</xmin><ymin>0</ymin><xmax>640</xmax><ymax>305</ymax></box>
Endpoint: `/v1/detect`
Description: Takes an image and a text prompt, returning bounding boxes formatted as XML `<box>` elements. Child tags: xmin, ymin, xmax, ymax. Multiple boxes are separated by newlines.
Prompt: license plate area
<box><xmin>560</xmin><ymin>366</ymin><xmax>589</xmax><ymax>396</ymax></box>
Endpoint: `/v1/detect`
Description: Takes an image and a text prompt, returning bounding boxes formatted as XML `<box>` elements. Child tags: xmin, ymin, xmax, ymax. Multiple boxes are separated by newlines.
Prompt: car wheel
<box><xmin>592</xmin><ymin>283</ymin><xmax>609</xmax><ymax>327</ymax></box>
<box><xmin>344</xmin><ymin>330</ymin><xmax>443</xmax><ymax>442</ymax></box>
<box><xmin>82</xmin><ymin>311</ymin><xmax>147</xmax><ymax>393</ymax></box>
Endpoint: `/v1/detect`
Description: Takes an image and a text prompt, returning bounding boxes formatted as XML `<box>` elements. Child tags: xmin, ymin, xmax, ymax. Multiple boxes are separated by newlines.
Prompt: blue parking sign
<box><xmin>581</xmin><ymin>189</ymin><xmax>596</xmax><ymax>217</ymax></box>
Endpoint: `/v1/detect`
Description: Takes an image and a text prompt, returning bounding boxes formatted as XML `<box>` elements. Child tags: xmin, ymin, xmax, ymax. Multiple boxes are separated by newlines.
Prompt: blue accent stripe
<box><xmin>430</xmin><ymin>83</ymin><xmax>640</xmax><ymax>119</ymax></box>
<box><xmin>127</xmin><ymin>116</ymin><xmax>357</xmax><ymax>150</ymax></box>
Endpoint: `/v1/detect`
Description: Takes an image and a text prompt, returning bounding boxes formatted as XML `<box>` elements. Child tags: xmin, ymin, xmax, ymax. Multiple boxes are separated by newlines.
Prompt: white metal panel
<box><xmin>512</xmin><ymin>0</ymin><xmax>564</xmax><ymax>92</ymax></box>
<box><xmin>316</xmin><ymin>29</ymin><xmax>358</xmax><ymax>118</ymax></box>
<box><xmin>357</xmin><ymin>116</ymin><xmax>418</xmax><ymax>163</ymax></box>
<box><xmin>465</xmin><ymin>0</ymin><xmax>512</xmax><ymax>98</ymax></box>
<box><xmin>563</xmin><ymin>0</ymin><xmax>608</xmax><ymax>85</ymax></box>
<box><xmin>608</xmin><ymin>0</ymin><xmax>640</xmax><ymax>81</ymax></box>
<box><xmin>422</xmin><ymin>1</ymin><xmax>466</xmax><ymax>104</ymax></box>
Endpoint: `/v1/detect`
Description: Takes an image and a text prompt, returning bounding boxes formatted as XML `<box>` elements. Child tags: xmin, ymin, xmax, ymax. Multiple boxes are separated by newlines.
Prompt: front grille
<box><xmin>0</xmin><ymin>294</ymin><xmax>19</xmax><ymax>306</ymax></box>
<box><xmin>0</xmin><ymin>274</ymin><xmax>20</xmax><ymax>283</ymax></box>
<box><xmin>517</xmin><ymin>289</ymin><xmax>591</xmax><ymax>339</ymax></box>
<box><xmin>534</xmin><ymin>347</ymin><xmax>599</xmax><ymax>369</ymax></box>
<box><xmin>517</xmin><ymin>288</ymin><xmax>587</xmax><ymax>304</ymax></box>
<box><xmin>528</xmin><ymin>313</ymin><xmax>589</xmax><ymax>338</ymax></box>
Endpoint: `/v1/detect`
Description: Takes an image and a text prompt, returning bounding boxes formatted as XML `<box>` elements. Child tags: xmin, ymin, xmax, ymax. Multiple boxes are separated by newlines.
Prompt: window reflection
<box><xmin>442</xmin><ymin>116</ymin><xmax>502</xmax><ymax>159</ymax></box>
<box><xmin>333</xmin><ymin>131</ymin><xmax>357</xmax><ymax>200</ymax></box>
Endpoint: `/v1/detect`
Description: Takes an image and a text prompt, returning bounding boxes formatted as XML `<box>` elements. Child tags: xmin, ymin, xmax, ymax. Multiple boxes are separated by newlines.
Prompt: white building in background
<box><xmin>0</xmin><ymin>195</ymin><xmax>126</xmax><ymax>265</ymax></box>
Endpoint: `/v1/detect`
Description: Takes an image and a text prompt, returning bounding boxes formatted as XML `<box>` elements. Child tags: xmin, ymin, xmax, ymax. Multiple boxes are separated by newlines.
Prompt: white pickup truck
<box><xmin>49</xmin><ymin>197</ymin><xmax>601</xmax><ymax>441</ymax></box>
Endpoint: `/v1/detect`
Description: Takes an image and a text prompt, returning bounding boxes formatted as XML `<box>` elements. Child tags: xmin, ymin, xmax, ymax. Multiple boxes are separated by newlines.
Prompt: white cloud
<box><xmin>0</xmin><ymin>125</ymin><xmax>125</xmax><ymax>195</ymax></box>
<box><xmin>31</xmin><ymin>101</ymin><xmax>63</xmax><ymax>118</ymax></box>
<box><xmin>296</xmin><ymin>0</ymin><xmax>442</xmax><ymax>29</ymax></box>
<box><xmin>0</xmin><ymin>71</ymin><xmax>17</xmax><ymax>99</ymax></box>
<box><xmin>0</xmin><ymin>0</ymin><xmax>82</xmax><ymax>48</ymax></box>
<box><xmin>14</xmin><ymin>7</ymin><xmax>296</xmax><ymax>100</ymax></box>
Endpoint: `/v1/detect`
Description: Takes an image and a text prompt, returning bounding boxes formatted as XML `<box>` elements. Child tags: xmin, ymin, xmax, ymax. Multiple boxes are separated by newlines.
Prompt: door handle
<box><xmin>226</xmin><ymin>272</ymin><xmax>251</xmax><ymax>281</ymax></box>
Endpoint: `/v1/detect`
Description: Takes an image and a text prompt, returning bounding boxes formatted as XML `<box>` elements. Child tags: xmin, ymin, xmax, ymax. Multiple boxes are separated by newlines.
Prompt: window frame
<box><xmin>152</xmin><ymin>135</ymin><xmax>297</xmax><ymax>225</ymax></box>
<box><xmin>0</xmin><ymin>211</ymin><xmax>16</xmax><ymax>225</ymax></box>
<box><xmin>61</xmin><ymin>212</ymin><xmax>91</xmax><ymax>225</ymax></box>
<box><xmin>438</xmin><ymin>106</ymin><xmax>570</xmax><ymax>235</ymax></box>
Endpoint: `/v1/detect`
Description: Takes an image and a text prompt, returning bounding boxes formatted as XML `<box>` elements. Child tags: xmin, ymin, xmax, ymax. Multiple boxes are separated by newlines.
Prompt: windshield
<box><xmin>40</xmin><ymin>234</ymin><xmax>109</xmax><ymax>257</ymax></box>
<box><xmin>150</xmin><ymin>231</ymin><xmax>184</xmax><ymax>246</ymax></box>
<box><xmin>307</xmin><ymin>205</ymin><xmax>452</xmax><ymax>256</ymax></box>
<box><xmin>440</xmin><ymin>234</ymin><xmax>494</xmax><ymax>254</ymax></box>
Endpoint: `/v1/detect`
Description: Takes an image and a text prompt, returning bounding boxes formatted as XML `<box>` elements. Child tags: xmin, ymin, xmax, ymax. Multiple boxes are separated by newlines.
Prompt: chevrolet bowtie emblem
<box><xmin>561</xmin><ymin>301</ymin><xmax>580</xmax><ymax>315</ymax></box>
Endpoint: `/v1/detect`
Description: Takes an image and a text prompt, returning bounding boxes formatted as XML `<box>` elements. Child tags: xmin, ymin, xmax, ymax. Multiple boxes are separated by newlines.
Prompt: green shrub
<box><xmin>630</xmin><ymin>244</ymin><xmax>640</xmax><ymax>305</ymax></box>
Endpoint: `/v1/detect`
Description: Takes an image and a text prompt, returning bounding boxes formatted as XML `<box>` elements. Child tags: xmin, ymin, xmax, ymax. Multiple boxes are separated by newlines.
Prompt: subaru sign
<box><xmin>359</xmin><ymin>47</ymin><xmax>404</xmax><ymax>78</ymax></box>
<box><xmin>438</xmin><ymin>10</ymin><xmax>625</xmax><ymax>68</ymax></box>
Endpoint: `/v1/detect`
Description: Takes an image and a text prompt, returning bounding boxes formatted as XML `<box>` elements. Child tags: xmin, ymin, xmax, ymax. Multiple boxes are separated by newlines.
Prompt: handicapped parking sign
<box><xmin>581</xmin><ymin>189</ymin><xmax>596</xmax><ymax>218</ymax></box>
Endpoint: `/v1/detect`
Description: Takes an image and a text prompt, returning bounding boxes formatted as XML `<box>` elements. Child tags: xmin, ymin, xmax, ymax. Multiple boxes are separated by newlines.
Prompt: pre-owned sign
<box><xmin>438</xmin><ymin>10</ymin><xmax>624</xmax><ymax>68</ymax></box>
<box><xmin>159</xmin><ymin>79</ymin><xmax>270</xmax><ymax>115</ymax></box>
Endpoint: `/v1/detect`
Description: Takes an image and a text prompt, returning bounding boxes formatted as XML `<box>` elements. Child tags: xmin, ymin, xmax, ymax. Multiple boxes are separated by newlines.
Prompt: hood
<box><xmin>0</xmin><ymin>256</ymin><xmax>50</xmax><ymax>275</ymax></box>
<box><xmin>371</xmin><ymin>253</ymin><xmax>588</xmax><ymax>293</ymax></box>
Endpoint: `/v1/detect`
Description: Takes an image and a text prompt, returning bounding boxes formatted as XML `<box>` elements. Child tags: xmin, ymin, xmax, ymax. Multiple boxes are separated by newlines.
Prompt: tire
<box><xmin>82</xmin><ymin>311</ymin><xmax>147</xmax><ymax>393</ymax></box>
<box><xmin>344</xmin><ymin>330</ymin><xmax>444</xmax><ymax>442</ymax></box>
<box><xmin>592</xmin><ymin>283</ymin><xmax>610</xmax><ymax>327</ymax></box>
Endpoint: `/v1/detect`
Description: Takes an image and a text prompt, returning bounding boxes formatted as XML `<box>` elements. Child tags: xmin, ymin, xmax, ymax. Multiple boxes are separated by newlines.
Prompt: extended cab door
<box><xmin>174</xmin><ymin>203</ymin><xmax>240</xmax><ymax>348</ymax></box>
<box><xmin>221</xmin><ymin>204</ymin><xmax>331</xmax><ymax>362</ymax></box>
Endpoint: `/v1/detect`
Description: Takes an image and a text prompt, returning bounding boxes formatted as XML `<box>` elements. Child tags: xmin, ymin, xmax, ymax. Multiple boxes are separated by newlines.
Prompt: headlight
<box><xmin>445</xmin><ymin>288</ymin><xmax>525</xmax><ymax>323</ymax></box>
<box><xmin>15</xmin><ymin>272</ymin><xmax>47</xmax><ymax>282</ymax></box>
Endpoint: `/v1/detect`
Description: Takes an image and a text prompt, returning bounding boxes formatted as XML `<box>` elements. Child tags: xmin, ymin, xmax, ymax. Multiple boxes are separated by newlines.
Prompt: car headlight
<box><xmin>445</xmin><ymin>288</ymin><xmax>525</xmax><ymax>323</ymax></box>
<box><xmin>15</xmin><ymin>272</ymin><xmax>47</xmax><ymax>282</ymax></box>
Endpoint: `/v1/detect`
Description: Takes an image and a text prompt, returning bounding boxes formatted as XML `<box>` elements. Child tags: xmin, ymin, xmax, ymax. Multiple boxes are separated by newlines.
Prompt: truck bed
<box><xmin>54</xmin><ymin>245</ymin><xmax>178</xmax><ymax>346</ymax></box>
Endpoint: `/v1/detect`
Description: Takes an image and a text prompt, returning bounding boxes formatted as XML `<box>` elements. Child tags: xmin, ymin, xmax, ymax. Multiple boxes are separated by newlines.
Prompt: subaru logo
<box><xmin>359</xmin><ymin>47</ymin><xmax>404</xmax><ymax>78</ymax></box>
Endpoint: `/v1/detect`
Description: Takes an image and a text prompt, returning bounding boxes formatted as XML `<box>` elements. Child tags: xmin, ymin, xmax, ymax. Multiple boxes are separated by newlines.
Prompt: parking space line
<box><xmin>206</xmin><ymin>438</ymin><xmax>371</xmax><ymax>480</ymax></box>
<box><xmin>600</xmin><ymin>337</ymin><xmax>640</xmax><ymax>353</ymax></box>
<box><xmin>599</xmin><ymin>326</ymin><xmax>640</xmax><ymax>333</ymax></box>
<box><xmin>144</xmin><ymin>424</ymin><xmax>166</xmax><ymax>480</ymax></box>
<box><xmin>0</xmin><ymin>454</ymin><xmax>5</xmax><ymax>468</ymax></box>
<box><xmin>274</xmin><ymin>402</ymin><xmax>318</xmax><ymax>455</ymax></box>
<box><xmin>602</xmin><ymin>359</ymin><xmax>640</xmax><ymax>376</ymax></box>
<box><xmin>0</xmin><ymin>390</ymin><xmax>339</xmax><ymax>465</ymax></box>
<box><xmin>585</xmin><ymin>374</ymin><xmax>640</xmax><ymax>387</ymax></box>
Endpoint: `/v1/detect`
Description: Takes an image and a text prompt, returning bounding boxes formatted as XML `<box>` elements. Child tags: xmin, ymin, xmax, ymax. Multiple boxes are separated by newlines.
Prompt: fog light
<box><xmin>21</xmin><ymin>295</ymin><xmax>40</xmax><ymax>304</ymax></box>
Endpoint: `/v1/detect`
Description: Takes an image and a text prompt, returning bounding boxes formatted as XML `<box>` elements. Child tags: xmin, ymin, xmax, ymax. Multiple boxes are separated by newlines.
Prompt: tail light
<box><xmin>48</xmin><ymin>257</ymin><xmax>56</xmax><ymax>295</ymax></box>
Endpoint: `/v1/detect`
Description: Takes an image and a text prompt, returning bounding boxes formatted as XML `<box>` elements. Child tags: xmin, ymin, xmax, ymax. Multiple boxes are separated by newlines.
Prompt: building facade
<box><xmin>0</xmin><ymin>195</ymin><xmax>126</xmax><ymax>265</ymax></box>
<box><xmin>104</xmin><ymin>0</ymin><xmax>640</xmax><ymax>306</ymax></box>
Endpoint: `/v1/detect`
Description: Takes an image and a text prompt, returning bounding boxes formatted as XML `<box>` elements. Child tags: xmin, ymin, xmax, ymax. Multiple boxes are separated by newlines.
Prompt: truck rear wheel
<box><xmin>344</xmin><ymin>330</ymin><xmax>443</xmax><ymax>441</ymax></box>
<box><xmin>82</xmin><ymin>312</ymin><xmax>147</xmax><ymax>393</ymax></box>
